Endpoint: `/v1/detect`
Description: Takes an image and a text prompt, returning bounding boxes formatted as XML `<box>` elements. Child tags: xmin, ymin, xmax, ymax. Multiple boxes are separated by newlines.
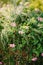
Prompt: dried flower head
<box><xmin>35</xmin><ymin>8</ymin><xmax>40</xmax><ymax>12</ymax></box>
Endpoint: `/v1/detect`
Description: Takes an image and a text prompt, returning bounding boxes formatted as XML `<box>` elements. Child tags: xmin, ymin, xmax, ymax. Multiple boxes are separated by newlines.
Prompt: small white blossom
<box><xmin>18</xmin><ymin>30</ymin><xmax>24</xmax><ymax>34</ymax></box>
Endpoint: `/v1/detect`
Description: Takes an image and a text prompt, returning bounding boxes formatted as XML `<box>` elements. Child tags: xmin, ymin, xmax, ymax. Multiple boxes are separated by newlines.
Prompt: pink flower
<box><xmin>0</xmin><ymin>62</ymin><xmax>2</xmax><ymax>64</ymax></box>
<box><xmin>32</xmin><ymin>57</ymin><xmax>37</xmax><ymax>61</ymax></box>
<box><xmin>41</xmin><ymin>53</ymin><xmax>43</xmax><ymax>56</ymax></box>
<box><xmin>18</xmin><ymin>30</ymin><xmax>24</xmax><ymax>34</ymax></box>
<box><xmin>9</xmin><ymin>44</ymin><xmax>15</xmax><ymax>48</ymax></box>
<box><xmin>38</xmin><ymin>17</ymin><xmax>43</xmax><ymax>21</ymax></box>
<box><xmin>10</xmin><ymin>22</ymin><xmax>16</xmax><ymax>27</ymax></box>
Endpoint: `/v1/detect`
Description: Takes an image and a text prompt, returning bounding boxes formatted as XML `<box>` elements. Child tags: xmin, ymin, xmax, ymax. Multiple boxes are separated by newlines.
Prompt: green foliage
<box><xmin>0</xmin><ymin>0</ymin><xmax>43</xmax><ymax>65</ymax></box>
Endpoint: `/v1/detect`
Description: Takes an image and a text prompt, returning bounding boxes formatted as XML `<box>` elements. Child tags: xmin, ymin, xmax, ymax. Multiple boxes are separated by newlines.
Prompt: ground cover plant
<box><xmin>0</xmin><ymin>0</ymin><xmax>43</xmax><ymax>65</ymax></box>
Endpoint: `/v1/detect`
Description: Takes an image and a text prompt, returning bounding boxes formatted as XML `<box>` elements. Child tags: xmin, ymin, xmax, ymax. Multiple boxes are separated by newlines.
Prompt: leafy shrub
<box><xmin>0</xmin><ymin>0</ymin><xmax>43</xmax><ymax>65</ymax></box>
